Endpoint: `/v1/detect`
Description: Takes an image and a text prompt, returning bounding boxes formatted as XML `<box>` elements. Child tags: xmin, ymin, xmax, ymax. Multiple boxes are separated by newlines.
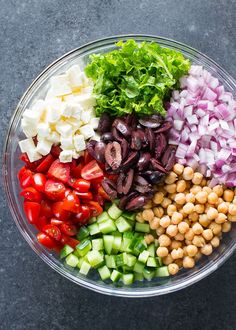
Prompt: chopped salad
<box><xmin>17</xmin><ymin>40</ymin><xmax>236</xmax><ymax>285</ymax></box>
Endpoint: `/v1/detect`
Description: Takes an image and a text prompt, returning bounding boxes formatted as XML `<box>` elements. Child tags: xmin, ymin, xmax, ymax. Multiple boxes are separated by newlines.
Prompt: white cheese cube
<box><xmin>90</xmin><ymin>117</ymin><xmax>100</xmax><ymax>130</ymax></box>
<box><xmin>46</xmin><ymin>105</ymin><xmax>62</xmax><ymax>123</ymax></box>
<box><xmin>60</xmin><ymin>136</ymin><xmax>74</xmax><ymax>150</ymax></box>
<box><xmin>23</xmin><ymin>108</ymin><xmax>41</xmax><ymax>123</ymax></box>
<box><xmin>32</xmin><ymin>100</ymin><xmax>47</xmax><ymax>119</ymax></box>
<box><xmin>36</xmin><ymin>139</ymin><xmax>53</xmax><ymax>156</ymax></box>
<box><xmin>62</xmin><ymin>94</ymin><xmax>75</xmax><ymax>102</ymax></box>
<box><xmin>37</xmin><ymin>123</ymin><xmax>51</xmax><ymax>138</ymax></box>
<box><xmin>72</xmin><ymin>150</ymin><xmax>81</xmax><ymax>159</ymax></box>
<box><xmin>65</xmin><ymin>101</ymin><xmax>83</xmax><ymax>120</ymax></box>
<box><xmin>90</xmin><ymin>132</ymin><xmax>101</xmax><ymax>142</ymax></box>
<box><xmin>27</xmin><ymin>149</ymin><xmax>42</xmax><ymax>162</ymax></box>
<box><xmin>50</xmin><ymin>75</ymin><xmax>72</xmax><ymax>97</ymax></box>
<box><xmin>74</xmin><ymin>93</ymin><xmax>96</xmax><ymax>109</ymax></box>
<box><xmin>73</xmin><ymin>134</ymin><xmax>86</xmax><ymax>152</ymax></box>
<box><xmin>82</xmin><ymin>84</ymin><xmax>93</xmax><ymax>94</ymax></box>
<box><xmin>59</xmin><ymin>150</ymin><xmax>73</xmax><ymax>163</ymax></box>
<box><xmin>67</xmin><ymin>65</ymin><xmax>86</xmax><ymax>89</ymax></box>
<box><xmin>21</xmin><ymin>118</ymin><xmax>38</xmax><ymax>137</ymax></box>
<box><xmin>79</xmin><ymin>124</ymin><xmax>95</xmax><ymax>140</ymax></box>
<box><xmin>55</xmin><ymin>121</ymin><xmax>73</xmax><ymax>137</ymax></box>
<box><xmin>81</xmin><ymin>108</ymin><xmax>95</xmax><ymax>124</ymax></box>
<box><xmin>46</xmin><ymin>131</ymin><xmax>60</xmax><ymax>144</ymax></box>
<box><xmin>19</xmin><ymin>138</ymin><xmax>35</xmax><ymax>153</ymax></box>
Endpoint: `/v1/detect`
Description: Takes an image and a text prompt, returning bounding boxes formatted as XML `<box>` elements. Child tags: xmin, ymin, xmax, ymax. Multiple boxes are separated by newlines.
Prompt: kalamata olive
<box><xmin>101</xmin><ymin>178</ymin><xmax>117</xmax><ymax>199</ymax></box>
<box><xmin>155</xmin><ymin>133</ymin><xmax>167</xmax><ymax>159</ymax></box>
<box><xmin>117</xmin><ymin>169</ymin><xmax>134</xmax><ymax>195</ymax></box>
<box><xmin>137</xmin><ymin>152</ymin><xmax>151</xmax><ymax>171</ymax></box>
<box><xmin>122</xmin><ymin>151</ymin><xmax>139</xmax><ymax>171</ymax></box>
<box><xmin>97</xmin><ymin>113</ymin><xmax>113</xmax><ymax>133</ymax></box>
<box><xmin>139</xmin><ymin>115</ymin><xmax>162</xmax><ymax>128</ymax></box>
<box><xmin>119</xmin><ymin>192</ymin><xmax>138</xmax><ymax>210</ymax></box>
<box><xmin>134</xmin><ymin>175</ymin><xmax>149</xmax><ymax>186</ymax></box>
<box><xmin>150</xmin><ymin>158</ymin><xmax>167</xmax><ymax>173</ymax></box>
<box><xmin>94</xmin><ymin>141</ymin><xmax>106</xmax><ymax>162</ymax></box>
<box><xmin>162</xmin><ymin>145</ymin><xmax>176</xmax><ymax>171</ymax></box>
<box><xmin>146</xmin><ymin>128</ymin><xmax>155</xmax><ymax>153</ymax></box>
<box><xmin>154</xmin><ymin>121</ymin><xmax>172</xmax><ymax>133</ymax></box>
<box><xmin>113</xmin><ymin>119</ymin><xmax>131</xmax><ymax>137</ymax></box>
<box><xmin>121</xmin><ymin>139</ymin><xmax>129</xmax><ymax>160</ymax></box>
<box><xmin>112</xmin><ymin>127</ymin><xmax>123</xmax><ymax>143</ymax></box>
<box><xmin>125</xmin><ymin>195</ymin><xmax>149</xmax><ymax>211</ymax></box>
<box><xmin>125</xmin><ymin>114</ymin><xmax>138</xmax><ymax>129</ymax></box>
<box><xmin>86</xmin><ymin>140</ymin><xmax>97</xmax><ymax>159</ymax></box>
<box><xmin>137</xmin><ymin>129</ymin><xmax>148</xmax><ymax>147</ymax></box>
<box><xmin>105</xmin><ymin>142</ymin><xmax>122</xmax><ymax>170</ymax></box>
<box><xmin>131</xmin><ymin>131</ymin><xmax>142</xmax><ymax>150</ymax></box>
<box><xmin>101</xmin><ymin>132</ymin><xmax>113</xmax><ymax>142</ymax></box>
<box><xmin>142</xmin><ymin>171</ymin><xmax>166</xmax><ymax>184</ymax></box>
<box><xmin>135</xmin><ymin>185</ymin><xmax>153</xmax><ymax>194</ymax></box>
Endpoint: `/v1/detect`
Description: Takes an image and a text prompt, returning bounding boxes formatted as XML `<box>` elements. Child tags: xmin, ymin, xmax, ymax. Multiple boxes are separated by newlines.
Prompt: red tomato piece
<box><xmin>61</xmin><ymin>234</ymin><xmax>80</xmax><ymax>249</ymax></box>
<box><xmin>44</xmin><ymin>179</ymin><xmax>66</xmax><ymax>201</ymax></box>
<box><xmin>40</xmin><ymin>200</ymin><xmax>53</xmax><ymax>219</ymax></box>
<box><xmin>84</xmin><ymin>150</ymin><xmax>94</xmax><ymax>164</ymax></box>
<box><xmin>68</xmin><ymin>178</ymin><xmax>91</xmax><ymax>192</ymax></box>
<box><xmin>60</xmin><ymin>223</ymin><xmax>77</xmax><ymax>236</ymax></box>
<box><xmin>34</xmin><ymin>216</ymin><xmax>48</xmax><ymax>231</ymax></box>
<box><xmin>87</xmin><ymin>201</ymin><xmax>103</xmax><ymax>217</ymax></box>
<box><xmin>81</xmin><ymin>160</ymin><xmax>103</xmax><ymax>181</ymax></box>
<box><xmin>52</xmin><ymin>201</ymin><xmax>71</xmax><ymax>221</ymax></box>
<box><xmin>64</xmin><ymin>188</ymin><xmax>72</xmax><ymax>197</ymax></box>
<box><xmin>36</xmin><ymin>154</ymin><xmax>55</xmax><ymax>173</ymax></box>
<box><xmin>98</xmin><ymin>186</ymin><xmax>111</xmax><ymax>200</ymax></box>
<box><xmin>93</xmin><ymin>194</ymin><xmax>105</xmax><ymax>206</ymax></box>
<box><xmin>50</xmin><ymin>145</ymin><xmax>62</xmax><ymax>158</ymax></box>
<box><xmin>18</xmin><ymin>166</ymin><xmax>27</xmax><ymax>181</ymax></box>
<box><xmin>70</xmin><ymin>164</ymin><xmax>83</xmax><ymax>178</ymax></box>
<box><xmin>20</xmin><ymin>187</ymin><xmax>42</xmax><ymax>203</ymax></box>
<box><xmin>43</xmin><ymin>224</ymin><xmax>62</xmax><ymax>241</ymax></box>
<box><xmin>19</xmin><ymin>169</ymin><xmax>34</xmax><ymax>188</ymax></box>
<box><xmin>24</xmin><ymin>201</ymin><xmax>41</xmax><ymax>224</ymax></box>
<box><xmin>74</xmin><ymin>191</ymin><xmax>93</xmax><ymax>200</ymax></box>
<box><xmin>48</xmin><ymin>159</ymin><xmax>70</xmax><ymax>183</ymax></box>
<box><xmin>33</xmin><ymin>173</ymin><xmax>47</xmax><ymax>192</ymax></box>
<box><xmin>63</xmin><ymin>191</ymin><xmax>80</xmax><ymax>213</ymax></box>
<box><xmin>72</xmin><ymin>205</ymin><xmax>91</xmax><ymax>224</ymax></box>
<box><xmin>37</xmin><ymin>232</ymin><xmax>57</xmax><ymax>249</ymax></box>
<box><xmin>50</xmin><ymin>218</ymin><xmax>64</xmax><ymax>226</ymax></box>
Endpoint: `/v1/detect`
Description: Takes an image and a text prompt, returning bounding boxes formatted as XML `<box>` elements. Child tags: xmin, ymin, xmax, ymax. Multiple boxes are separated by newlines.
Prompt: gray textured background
<box><xmin>1</xmin><ymin>0</ymin><xmax>236</xmax><ymax>329</ymax></box>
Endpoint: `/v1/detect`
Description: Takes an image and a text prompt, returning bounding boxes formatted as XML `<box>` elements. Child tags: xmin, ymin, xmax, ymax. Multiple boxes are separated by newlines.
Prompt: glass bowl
<box><xmin>3</xmin><ymin>35</ymin><xmax>236</xmax><ymax>297</ymax></box>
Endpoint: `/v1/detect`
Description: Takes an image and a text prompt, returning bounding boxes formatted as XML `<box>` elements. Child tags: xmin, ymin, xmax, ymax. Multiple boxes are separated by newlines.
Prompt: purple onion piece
<box><xmin>105</xmin><ymin>142</ymin><xmax>122</xmax><ymax>170</ymax></box>
<box><xmin>101</xmin><ymin>178</ymin><xmax>117</xmax><ymax>200</ymax></box>
<box><xmin>113</xmin><ymin>119</ymin><xmax>131</xmax><ymax>137</ymax></box>
<box><xmin>137</xmin><ymin>152</ymin><xmax>151</xmax><ymax>171</ymax></box>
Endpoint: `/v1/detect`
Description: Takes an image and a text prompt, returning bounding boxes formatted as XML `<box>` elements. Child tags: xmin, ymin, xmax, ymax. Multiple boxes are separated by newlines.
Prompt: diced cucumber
<box><xmin>133</xmin><ymin>261</ymin><xmax>145</xmax><ymax>274</ymax></box>
<box><xmin>60</xmin><ymin>245</ymin><xmax>74</xmax><ymax>259</ymax></box>
<box><xmin>138</xmin><ymin>250</ymin><xmax>150</xmax><ymax>264</ymax></box>
<box><xmin>92</xmin><ymin>238</ymin><xmax>104</xmax><ymax>251</ymax></box>
<box><xmin>116</xmin><ymin>216</ymin><xmax>132</xmax><ymax>233</ymax></box>
<box><xmin>97</xmin><ymin>211</ymin><xmax>110</xmax><ymax>223</ymax></box>
<box><xmin>134</xmin><ymin>272</ymin><xmax>144</xmax><ymax>281</ymax></box>
<box><xmin>134</xmin><ymin>232</ymin><xmax>144</xmax><ymax>238</ymax></box>
<box><xmin>99</xmin><ymin>219</ymin><xmax>116</xmax><ymax>234</ymax></box>
<box><xmin>110</xmin><ymin>269</ymin><xmax>122</xmax><ymax>282</ymax></box>
<box><xmin>107</xmin><ymin>203</ymin><xmax>123</xmax><ymax>220</ymax></box>
<box><xmin>133</xmin><ymin>240</ymin><xmax>147</xmax><ymax>256</ymax></box>
<box><xmin>122</xmin><ymin>265</ymin><xmax>134</xmax><ymax>273</ymax></box>
<box><xmin>123</xmin><ymin>232</ymin><xmax>133</xmax><ymax>239</ymax></box>
<box><xmin>147</xmin><ymin>243</ymin><xmax>156</xmax><ymax>257</ymax></box>
<box><xmin>87</xmin><ymin>250</ymin><xmax>104</xmax><ymax>267</ymax></box>
<box><xmin>122</xmin><ymin>211</ymin><xmax>136</xmax><ymax>221</ymax></box>
<box><xmin>112</xmin><ymin>231</ymin><xmax>122</xmax><ymax>237</ymax></box>
<box><xmin>128</xmin><ymin>236</ymin><xmax>141</xmax><ymax>250</ymax></box>
<box><xmin>112</xmin><ymin>236</ymin><xmax>122</xmax><ymax>252</ymax></box>
<box><xmin>105</xmin><ymin>255</ymin><xmax>116</xmax><ymax>268</ymax></box>
<box><xmin>157</xmin><ymin>257</ymin><xmax>163</xmax><ymax>267</ymax></box>
<box><xmin>88</xmin><ymin>216</ymin><xmax>97</xmax><ymax>224</ymax></box>
<box><xmin>98</xmin><ymin>265</ymin><xmax>111</xmax><ymax>280</ymax></box>
<box><xmin>75</xmin><ymin>240</ymin><xmax>92</xmax><ymax>257</ymax></box>
<box><xmin>147</xmin><ymin>257</ymin><xmax>158</xmax><ymax>268</ymax></box>
<box><xmin>143</xmin><ymin>267</ymin><xmax>155</xmax><ymax>281</ymax></box>
<box><xmin>115</xmin><ymin>254</ymin><xmax>125</xmax><ymax>268</ymax></box>
<box><xmin>88</xmin><ymin>223</ymin><xmax>100</xmax><ymax>236</ymax></box>
<box><xmin>135</xmin><ymin>222</ymin><xmax>150</xmax><ymax>233</ymax></box>
<box><xmin>122</xmin><ymin>273</ymin><xmax>134</xmax><ymax>285</ymax></box>
<box><xmin>103</xmin><ymin>235</ymin><xmax>114</xmax><ymax>255</ymax></box>
<box><xmin>76</xmin><ymin>226</ymin><xmax>89</xmax><ymax>241</ymax></box>
<box><xmin>156</xmin><ymin>266</ymin><xmax>169</xmax><ymax>277</ymax></box>
<box><xmin>125</xmin><ymin>254</ymin><xmax>137</xmax><ymax>267</ymax></box>
<box><xmin>76</xmin><ymin>257</ymin><xmax>84</xmax><ymax>269</ymax></box>
<box><xmin>65</xmin><ymin>253</ymin><xmax>79</xmax><ymax>268</ymax></box>
<box><xmin>79</xmin><ymin>261</ymin><xmax>91</xmax><ymax>275</ymax></box>
<box><xmin>154</xmin><ymin>239</ymin><xmax>159</xmax><ymax>247</ymax></box>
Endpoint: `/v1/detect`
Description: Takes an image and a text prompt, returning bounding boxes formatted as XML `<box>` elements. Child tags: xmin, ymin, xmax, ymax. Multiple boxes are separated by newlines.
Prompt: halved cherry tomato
<box><xmin>19</xmin><ymin>153</ymin><xmax>42</xmax><ymax>170</ymax></box>
<box><xmin>64</xmin><ymin>188</ymin><xmax>72</xmax><ymax>197</ymax></box>
<box><xmin>52</xmin><ymin>201</ymin><xmax>71</xmax><ymax>221</ymax></box>
<box><xmin>34</xmin><ymin>216</ymin><xmax>48</xmax><ymax>231</ymax></box>
<box><xmin>68</xmin><ymin>178</ymin><xmax>91</xmax><ymax>192</ymax></box>
<box><xmin>37</xmin><ymin>232</ymin><xmax>57</xmax><ymax>249</ymax></box>
<box><xmin>74</xmin><ymin>191</ymin><xmax>93</xmax><ymax>200</ymax></box>
<box><xmin>61</xmin><ymin>234</ymin><xmax>79</xmax><ymax>249</ymax></box>
<box><xmin>70</xmin><ymin>163</ymin><xmax>83</xmax><ymax>178</ymax></box>
<box><xmin>44</xmin><ymin>179</ymin><xmax>66</xmax><ymax>201</ymax></box>
<box><xmin>40</xmin><ymin>200</ymin><xmax>53</xmax><ymax>218</ymax></box>
<box><xmin>33</xmin><ymin>173</ymin><xmax>47</xmax><ymax>192</ymax></box>
<box><xmin>72</xmin><ymin>205</ymin><xmax>91</xmax><ymax>224</ymax></box>
<box><xmin>98</xmin><ymin>186</ymin><xmax>111</xmax><ymax>200</ymax></box>
<box><xmin>48</xmin><ymin>159</ymin><xmax>70</xmax><ymax>183</ymax></box>
<box><xmin>81</xmin><ymin>160</ymin><xmax>103</xmax><ymax>181</ymax></box>
<box><xmin>63</xmin><ymin>191</ymin><xmax>80</xmax><ymax>213</ymax></box>
<box><xmin>24</xmin><ymin>201</ymin><xmax>41</xmax><ymax>224</ymax></box>
<box><xmin>87</xmin><ymin>201</ymin><xmax>103</xmax><ymax>217</ymax></box>
<box><xmin>84</xmin><ymin>150</ymin><xmax>93</xmax><ymax>164</ymax></box>
<box><xmin>93</xmin><ymin>194</ymin><xmax>105</xmax><ymax>206</ymax></box>
<box><xmin>36</xmin><ymin>154</ymin><xmax>55</xmax><ymax>173</ymax></box>
<box><xmin>50</xmin><ymin>218</ymin><xmax>64</xmax><ymax>226</ymax></box>
<box><xmin>19</xmin><ymin>169</ymin><xmax>34</xmax><ymax>188</ymax></box>
<box><xmin>60</xmin><ymin>223</ymin><xmax>77</xmax><ymax>236</ymax></box>
<box><xmin>43</xmin><ymin>224</ymin><xmax>62</xmax><ymax>241</ymax></box>
<box><xmin>18</xmin><ymin>166</ymin><xmax>27</xmax><ymax>181</ymax></box>
<box><xmin>50</xmin><ymin>145</ymin><xmax>62</xmax><ymax>158</ymax></box>
<box><xmin>20</xmin><ymin>187</ymin><xmax>42</xmax><ymax>203</ymax></box>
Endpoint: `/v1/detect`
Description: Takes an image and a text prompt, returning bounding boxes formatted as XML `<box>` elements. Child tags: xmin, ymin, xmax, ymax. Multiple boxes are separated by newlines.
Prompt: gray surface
<box><xmin>0</xmin><ymin>0</ymin><xmax>236</xmax><ymax>329</ymax></box>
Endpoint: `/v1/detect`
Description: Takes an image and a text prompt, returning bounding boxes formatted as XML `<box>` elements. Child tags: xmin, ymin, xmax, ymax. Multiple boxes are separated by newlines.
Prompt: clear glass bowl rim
<box><xmin>3</xmin><ymin>34</ymin><xmax>236</xmax><ymax>298</ymax></box>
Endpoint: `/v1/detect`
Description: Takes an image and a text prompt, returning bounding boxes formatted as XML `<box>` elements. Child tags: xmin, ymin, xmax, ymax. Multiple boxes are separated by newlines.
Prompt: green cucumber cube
<box><xmin>92</xmin><ymin>238</ymin><xmax>104</xmax><ymax>251</ymax></box>
<box><xmin>98</xmin><ymin>265</ymin><xmax>111</xmax><ymax>280</ymax></box>
<box><xmin>60</xmin><ymin>245</ymin><xmax>74</xmax><ymax>259</ymax></box>
<box><xmin>147</xmin><ymin>257</ymin><xmax>158</xmax><ymax>268</ymax></box>
<box><xmin>122</xmin><ymin>211</ymin><xmax>136</xmax><ymax>221</ymax></box>
<box><xmin>122</xmin><ymin>273</ymin><xmax>134</xmax><ymax>285</ymax></box>
<box><xmin>103</xmin><ymin>235</ymin><xmax>114</xmax><ymax>255</ymax></box>
<box><xmin>88</xmin><ymin>216</ymin><xmax>97</xmax><ymax>224</ymax></box>
<box><xmin>87</xmin><ymin>250</ymin><xmax>104</xmax><ymax>267</ymax></box>
<box><xmin>156</xmin><ymin>266</ymin><xmax>169</xmax><ymax>277</ymax></box>
<box><xmin>79</xmin><ymin>261</ymin><xmax>91</xmax><ymax>275</ymax></box>
<box><xmin>97</xmin><ymin>211</ymin><xmax>110</xmax><ymax>223</ymax></box>
<box><xmin>147</xmin><ymin>243</ymin><xmax>156</xmax><ymax>257</ymax></box>
<box><xmin>75</xmin><ymin>240</ymin><xmax>92</xmax><ymax>257</ymax></box>
<box><xmin>107</xmin><ymin>204</ymin><xmax>123</xmax><ymax>219</ymax></box>
<box><xmin>133</xmin><ymin>240</ymin><xmax>147</xmax><ymax>256</ymax></box>
<box><xmin>143</xmin><ymin>267</ymin><xmax>155</xmax><ymax>281</ymax></box>
<box><xmin>99</xmin><ymin>219</ymin><xmax>116</xmax><ymax>234</ymax></box>
<box><xmin>116</xmin><ymin>216</ymin><xmax>132</xmax><ymax>233</ymax></box>
<box><xmin>110</xmin><ymin>270</ymin><xmax>122</xmax><ymax>282</ymax></box>
<box><xmin>76</xmin><ymin>226</ymin><xmax>89</xmax><ymax>241</ymax></box>
<box><xmin>88</xmin><ymin>223</ymin><xmax>100</xmax><ymax>236</ymax></box>
<box><xmin>138</xmin><ymin>250</ymin><xmax>150</xmax><ymax>264</ymax></box>
<box><xmin>65</xmin><ymin>254</ymin><xmax>79</xmax><ymax>268</ymax></box>
<box><xmin>157</xmin><ymin>257</ymin><xmax>163</xmax><ymax>267</ymax></box>
<box><xmin>134</xmin><ymin>272</ymin><xmax>144</xmax><ymax>281</ymax></box>
<box><xmin>135</xmin><ymin>222</ymin><xmax>150</xmax><ymax>233</ymax></box>
<box><xmin>133</xmin><ymin>261</ymin><xmax>145</xmax><ymax>274</ymax></box>
<box><xmin>112</xmin><ymin>236</ymin><xmax>122</xmax><ymax>252</ymax></box>
<box><xmin>105</xmin><ymin>255</ymin><xmax>116</xmax><ymax>268</ymax></box>
<box><xmin>125</xmin><ymin>254</ymin><xmax>137</xmax><ymax>267</ymax></box>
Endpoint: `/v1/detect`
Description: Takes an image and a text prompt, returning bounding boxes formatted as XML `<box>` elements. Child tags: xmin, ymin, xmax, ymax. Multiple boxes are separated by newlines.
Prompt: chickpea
<box><xmin>215</xmin><ymin>213</ymin><xmax>227</xmax><ymax>224</ymax></box>
<box><xmin>185</xmin><ymin>239</ymin><xmax>192</xmax><ymax>245</ymax></box>
<box><xmin>168</xmin><ymin>263</ymin><xmax>179</xmax><ymax>275</ymax></box>
<box><xmin>200</xmin><ymin>178</ymin><xmax>207</xmax><ymax>187</ymax></box>
<box><xmin>156</xmin><ymin>246</ymin><xmax>169</xmax><ymax>258</ymax></box>
<box><xmin>217</xmin><ymin>202</ymin><xmax>228</xmax><ymax>214</ymax></box>
<box><xmin>207</xmin><ymin>207</ymin><xmax>218</xmax><ymax>220</ymax></box>
<box><xmin>185</xmin><ymin>193</ymin><xmax>195</xmax><ymax>203</ymax></box>
<box><xmin>175</xmin><ymin>193</ymin><xmax>186</xmax><ymax>205</ymax></box>
<box><xmin>195</xmin><ymin>191</ymin><xmax>208</xmax><ymax>204</ymax></box>
<box><xmin>143</xmin><ymin>200</ymin><xmax>153</xmax><ymax>209</ymax></box>
<box><xmin>190</xmin><ymin>185</ymin><xmax>202</xmax><ymax>195</ymax></box>
<box><xmin>183</xmin><ymin>202</ymin><xmax>195</xmax><ymax>215</ymax></box>
<box><xmin>185</xmin><ymin>228</ymin><xmax>194</xmax><ymax>241</ymax></box>
<box><xmin>195</xmin><ymin>251</ymin><xmax>202</xmax><ymax>261</ymax></box>
<box><xmin>222</xmin><ymin>221</ymin><xmax>232</xmax><ymax>233</ymax></box>
<box><xmin>161</xmin><ymin>197</ymin><xmax>172</xmax><ymax>209</ymax></box>
<box><xmin>209</xmin><ymin>222</ymin><xmax>222</xmax><ymax>235</ymax></box>
<box><xmin>208</xmin><ymin>192</ymin><xmax>219</xmax><ymax>205</ymax></box>
<box><xmin>203</xmin><ymin>186</ymin><xmax>212</xmax><ymax>194</ymax></box>
<box><xmin>233</xmin><ymin>197</ymin><xmax>236</xmax><ymax>205</ymax></box>
<box><xmin>228</xmin><ymin>214</ymin><xmax>236</xmax><ymax>222</ymax></box>
<box><xmin>176</xmin><ymin>180</ymin><xmax>187</xmax><ymax>193</ymax></box>
<box><xmin>211</xmin><ymin>236</ymin><xmax>220</xmax><ymax>248</ymax></box>
<box><xmin>165</xmin><ymin>171</ymin><xmax>178</xmax><ymax>184</ymax></box>
<box><xmin>202</xmin><ymin>229</ymin><xmax>213</xmax><ymax>241</ymax></box>
<box><xmin>144</xmin><ymin>234</ymin><xmax>154</xmax><ymax>245</ymax></box>
<box><xmin>171</xmin><ymin>212</ymin><xmax>183</xmax><ymax>225</ymax></box>
<box><xmin>142</xmin><ymin>209</ymin><xmax>154</xmax><ymax>222</ymax></box>
<box><xmin>178</xmin><ymin>221</ymin><xmax>189</xmax><ymax>234</ymax></box>
<box><xmin>167</xmin><ymin>204</ymin><xmax>177</xmax><ymax>217</ymax></box>
<box><xmin>150</xmin><ymin>217</ymin><xmax>160</xmax><ymax>230</ymax></box>
<box><xmin>163</xmin><ymin>254</ymin><xmax>174</xmax><ymax>266</ymax></box>
<box><xmin>183</xmin><ymin>166</ymin><xmax>194</xmax><ymax>180</ymax></box>
<box><xmin>192</xmin><ymin>223</ymin><xmax>204</xmax><ymax>235</ymax></box>
<box><xmin>188</xmin><ymin>212</ymin><xmax>199</xmax><ymax>222</ymax></box>
<box><xmin>136</xmin><ymin>213</ymin><xmax>145</xmax><ymax>223</ymax></box>
<box><xmin>173</xmin><ymin>163</ymin><xmax>184</xmax><ymax>175</ymax></box>
<box><xmin>192</xmin><ymin>172</ymin><xmax>203</xmax><ymax>185</ymax></box>
<box><xmin>192</xmin><ymin>235</ymin><xmax>205</xmax><ymax>247</ymax></box>
<box><xmin>153</xmin><ymin>207</ymin><xmax>164</xmax><ymax>218</ymax></box>
<box><xmin>195</xmin><ymin>204</ymin><xmax>205</xmax><ymax>214</ymax></box>
<box><xmin>179</xmin><ymin>208</ymin><xmax>188</xmax><ymax>218</ymax></box>
<box><xmin>228</xmin><ymin>204</ymin><xmax>236</xmax><ymax>215</ymax></box>
<box><xmin>171</xmin><ymin>248</ymin><xmax>184</xmax><ymax>260</ymax></box>
<box><xmin>168</xmin><ymin>193</ymin><xmax>177</xmax><ymax>201</ymax></box>
<box><xmin>170</xmin><ymin>240</ymin><xmax>182</xmax><ymax>250</ymax></box>
<box><xmin>159</xmin><ymin>234</ymin><xmax>171</xmax><ymax>247</ymax></box>
<box><xmin>153</xmin><ymin>192</ymin><xmax>164</xmax><ymax>205</ymax></box>
<box><xmin>183</xmin><ymin>256</ymin><xmax>195</xmax><ymax>268</ymax></box>
<box><xmin>186</xmin><ymin>244</ymin><xmax>198</xmax><ymax>257</ymax></box>
<box><xmin>199</xmin><ymin>214</ymin><xmax>211</xmax><ymax>228</ymax></box>
<box><xmin>224</xmin><ymin>189</ymin><xmax>234</xmax><ymax>202</ymax></box>
<box><xmin>160</xmin><ymin>216</ymin><xmax>171</xmax><ymax>228</ymax></box>
<box><xmin>175</xmin><ymin>233</ymin><xmax>185</xmax><ymax>241</ymax></box>
<box><xmin>165</xmin><ymin>184</ymin><xmax>177</xmax><ymax>194</ymax></box>
<box><xmin>166</xmin><ymin>224</ymin><xmax>178</xmax><ymax>237</ymax></box>
<box><xmin>201</xmin><ymin>244</ymin><xmax>213</xmax><ymax>256</ymax></box>
<box><xmin>213</xmin><ymin>185</ymin><xmax>224</xmax><ymax>197</ymax></box>
<box><xmin>156</xmin><ymin>227</ymin><xmax>165</xmax><ymax>236</ymax></box>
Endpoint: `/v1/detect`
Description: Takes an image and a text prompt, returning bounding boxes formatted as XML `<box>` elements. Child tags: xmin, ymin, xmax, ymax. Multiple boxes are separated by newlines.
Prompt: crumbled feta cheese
<box><xmin>81</xmin><ymin>108</ymin><xmax>95</xmax><ymax>124</ymax></box>
<box><xmin>55</xmin><ymin>122</ymin><xmax>73</xmax><ymax>136</ymax></box>
<box><xmin>65</xmin><ymin>101</ymin><xmax>83</xmax><ymax>120</ymax></box>
<box><xmin>73</xmin><ymin>134</ymin><xmax>86</xmax><ymax>152</ymax></box>
<box><xmin>27</xmin><ymin>149</ymin><xmax>42</xmax><ymax>162</ymax></box>
<box><xmin>72</xmin><ymin>150</ymin><xmax>81</xmax><ymax>159</ymax></box>
<box><xmin>90</xmin><ymin>132</ymin><xmax>101</xmax><ymax>142</ymax></box>
<box><xmin>21</xmin><ymin>118</ymin><xmax>38</xmax><ymax>137</ymax></box>
<box><xmin>50</xmin><ymin>75</ymin><xmax>72</xmax><ymax>96</ymax></box>
<box><xmin>37</xmin><ymin>123</ymin><xmax>51</xmax><ymax>138</ymax></box>
<box><xmin>36</xmin><ymin>139</ymin><xmax>53</xmax><ymax>156</ymax></box>
<box><xmin>22</xmin><ymin>109</ymin><xmax>41</xmax><ymax>123</ymax></box>
<box><xmin>59</xmin><ymin>150</ymin><xmax>73</xmax><ymax>163</ymax></box>
<box><xmin>60</xmin><ymin>136</ymin><xmax>74</xmax><ymax>150</ymax></box>
<box><xmin>79</xmin><ymin>124</ymin><xmax>95</xmax><ymax>140</ymax></box>
<box><xmin>46</xmin><ymin>131</ymin><xmax>60</xmax><ymax>144</ymax></box>
<box><xmin>74</xmin><ymin>93</ymin><xmax>96</xmax><ymax>109</ymax></box>
<box><xmin>67</xmin><ymin>65</ymin><xmax>86</xmax><ymax>89</ymax></box>
<box><xmin>19</xmin><ymin>138</ymin><xmax>35</xmax><ymax>153</ymax></box>
<box><xmin>90</xmin><ymin>117</ymin><xmax>100</xmax><ymax>130</ymax></box>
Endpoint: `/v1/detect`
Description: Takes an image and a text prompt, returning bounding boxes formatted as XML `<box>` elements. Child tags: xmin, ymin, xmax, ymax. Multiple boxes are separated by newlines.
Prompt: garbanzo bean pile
<box><xmin>136</xmin><ymin>163</ymin><xmax>236</xmax><ymax>276</ymax></box>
